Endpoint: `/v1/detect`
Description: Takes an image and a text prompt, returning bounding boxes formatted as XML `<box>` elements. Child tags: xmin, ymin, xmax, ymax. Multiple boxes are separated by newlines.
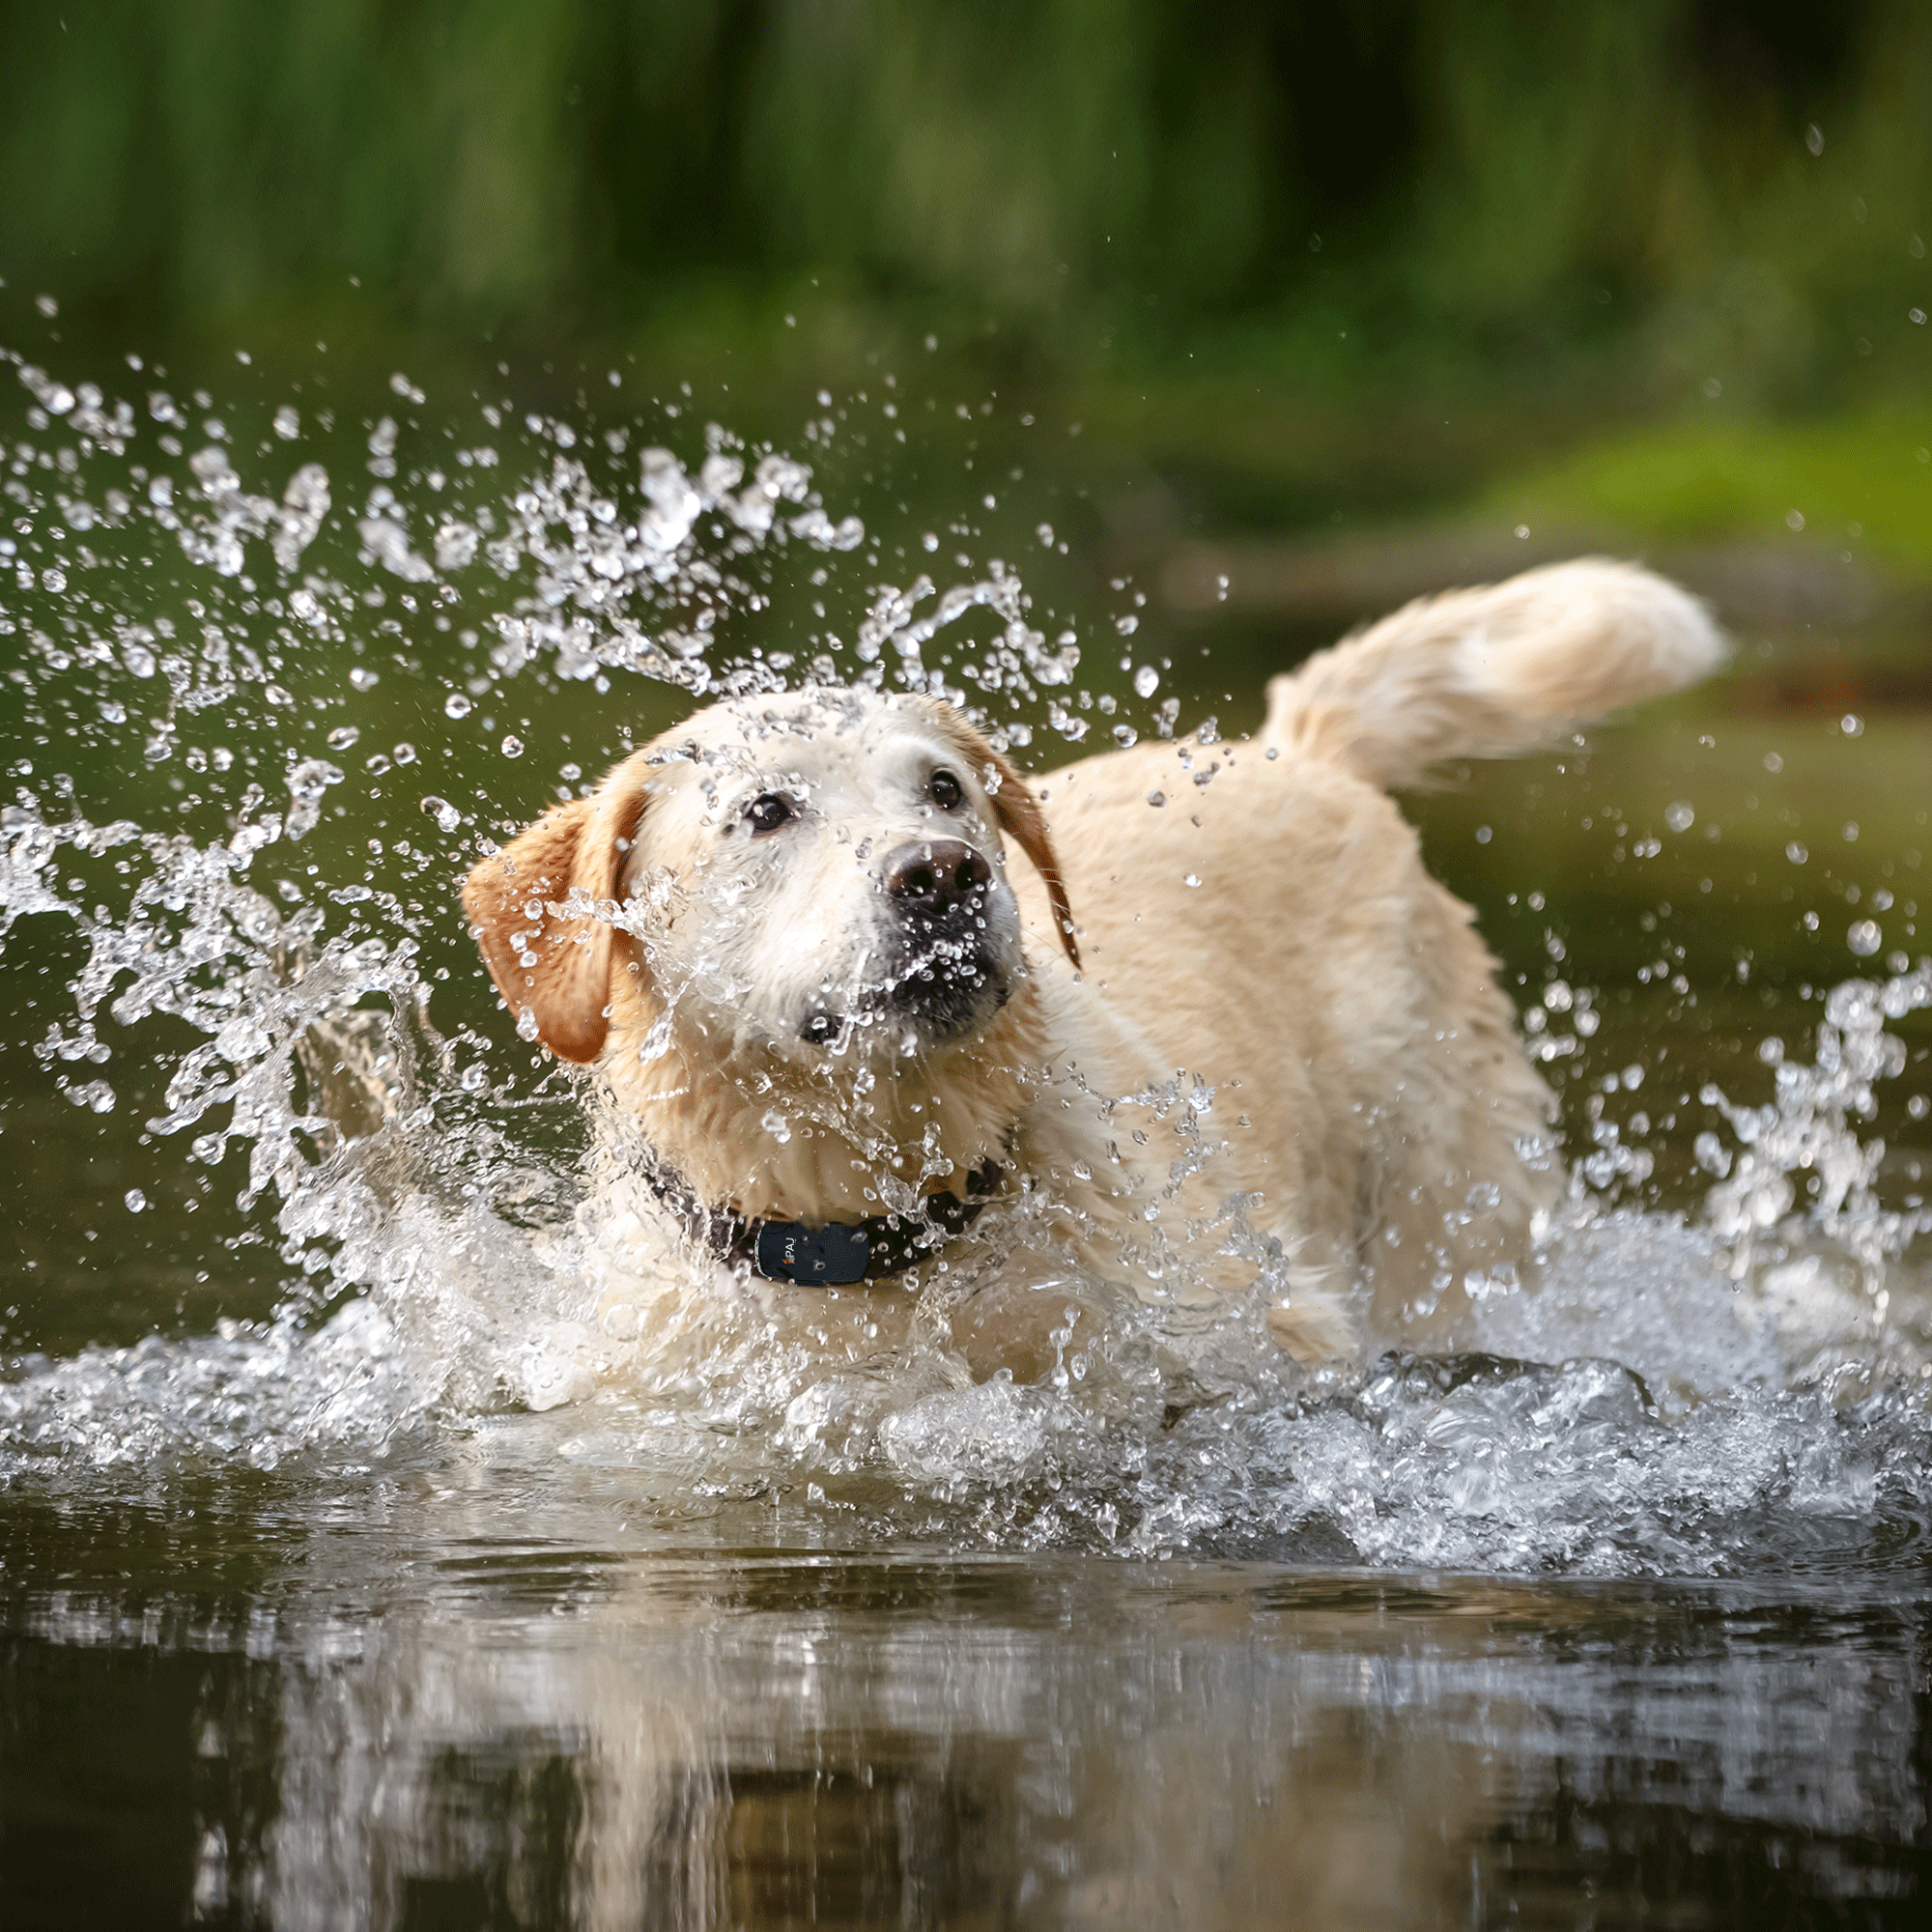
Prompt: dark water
<box><xmin>7</xmin><ymin>1468</ymin><xmax>1932</xmax><ymax>1930</ymax></box>
<box><xmin>4</xmin><ymin>338</ymin><xmax>1932</xmax><ymax>1926</ymax></box>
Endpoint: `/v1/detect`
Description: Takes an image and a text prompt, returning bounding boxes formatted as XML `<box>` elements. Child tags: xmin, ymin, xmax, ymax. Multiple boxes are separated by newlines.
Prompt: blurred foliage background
<box><xmin>2</xmin><ymin>0</ymin><xmax>1927</xmax><ymax>504</ymax></box>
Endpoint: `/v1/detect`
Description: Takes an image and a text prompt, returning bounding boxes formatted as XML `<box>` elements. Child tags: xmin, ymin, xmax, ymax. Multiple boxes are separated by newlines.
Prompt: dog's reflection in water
<box><xmin>226</xmin><ymin>1553</ymin><xmax>1922</xmax><ymax>1928</ymax></box>
<box><xmin>255</xmin><ymin>1583</ymin><xmax>1562</xmax><ymax>1931</ymax></box>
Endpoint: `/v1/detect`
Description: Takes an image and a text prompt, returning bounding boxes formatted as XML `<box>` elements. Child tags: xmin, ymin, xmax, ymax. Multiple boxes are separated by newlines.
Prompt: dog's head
<box><xmin>462</xmin><ymin>689</ymin><xmax>1077</xmax><ymax>1071</ymax></box>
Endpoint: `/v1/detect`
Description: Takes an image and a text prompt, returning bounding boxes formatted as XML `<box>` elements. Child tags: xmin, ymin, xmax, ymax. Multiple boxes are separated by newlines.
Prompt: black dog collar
<box><xmin>641</xmin><ymin>1156</ymin><xmax>1005</xmax><ymax>1286</ymax></box>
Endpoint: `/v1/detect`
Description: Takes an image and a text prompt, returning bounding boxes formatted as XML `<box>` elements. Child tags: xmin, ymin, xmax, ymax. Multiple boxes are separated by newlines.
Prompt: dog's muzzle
<box><xmin>879</xmin><ymin>838</ymin><xmax>1006</xmax><ymax>1029</ymax></box>
<box><xmin>881</xmin><ymin>838</ymin><xmax>991</xmax><ymax>922</ymax></box>
<box><xmin>798</xmin><ymin>838</ymin><xmax>1010</xmax><ymax>1045</ymax></box>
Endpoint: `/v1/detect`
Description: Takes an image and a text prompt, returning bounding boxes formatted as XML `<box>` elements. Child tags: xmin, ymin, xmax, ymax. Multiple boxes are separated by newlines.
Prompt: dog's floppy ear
<box><xmin>924</xmin><ymin>705</ymin><xmax>1080</xmax><ymax>968</ymax></box>
<box><xmin>462</xmin><ymin>765</ymin><xmax>645</xmax><ymax>1064</ymax></box>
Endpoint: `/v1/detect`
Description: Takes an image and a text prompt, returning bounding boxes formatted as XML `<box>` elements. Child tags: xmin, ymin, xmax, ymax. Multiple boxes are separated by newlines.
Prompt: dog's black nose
<box><xmin>882</xmin><ymin>839</ymin><xmax>990</xmax><ymax>919</ymax></box>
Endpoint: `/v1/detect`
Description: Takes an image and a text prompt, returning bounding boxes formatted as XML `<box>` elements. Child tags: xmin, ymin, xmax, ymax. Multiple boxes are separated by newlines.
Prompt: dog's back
<box><xmin>1025</xmin><ymin>560</ymin><xmax>1721</xmax><ymax>1354</ymax></box>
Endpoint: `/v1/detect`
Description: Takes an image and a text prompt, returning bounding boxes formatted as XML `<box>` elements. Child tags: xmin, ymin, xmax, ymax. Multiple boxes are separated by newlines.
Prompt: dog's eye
<box><xmin>928</xmin><ymin>768</ymin><xmax>964</xmax><ymax>810</ymax></box>
<box><xmin>745</xmin><ymin>793</ymin><xmax>796</xmax><ymax>836</ymax></box>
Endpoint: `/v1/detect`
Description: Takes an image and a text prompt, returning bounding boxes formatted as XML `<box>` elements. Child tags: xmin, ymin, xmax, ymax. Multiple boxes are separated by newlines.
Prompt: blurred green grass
<box><xmin>1487</xmin><ymin>408</ymin><xmax>1932</xmax><ymax>569</ymax></box>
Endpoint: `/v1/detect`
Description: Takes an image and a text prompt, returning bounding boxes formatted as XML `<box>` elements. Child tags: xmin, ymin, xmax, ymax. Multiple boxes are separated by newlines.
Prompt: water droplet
<box><xmin>1692</xmin><ymin>1131</ymin><xmax>1731</xmax><ymax>1178</ymax></box>
<box><xmin>1785</xmin><ymin>509</ymin><xmax>1805</xmax><ymax>532</ymax></box>
<box><xmin>1786</xmin><ymin>842</ymin><xmax>1807</xmax><ymax>865</ymax></box>
<box><xmin>1841</xmin><ymin>713</ymin><xmax>1863</xmax><ymax>737</ymax></box>
<box><xmin>419</xmin><ymin>796</ymin><xmax>462</xmax><ymax>834</ymax></box>
<box><xmin>1133</xmin><ymin>666</ymin><xmax>1159</xmax><ymax>698</ymax></box>
<box><xmin>1183</xmin><ymin>873</ymin><xmax>1202</xmax><ymax>889</ymax></box>
<box><xmin>125</xmin><ymin>1188</ymin><xmax>147</xmax><ymax>1213</ymax></box>
<box><xmin>272</xmin><ymin>406</ymin><xmax>300</xmax><ymax>440</ymax></box>
<box><xmin>1146</xmin><ymin>790</ymin><xmax>1165</xmax><ymax>808</ymax></box>
<box><xmin>294</xmin><ymin>759</ymin><xmax>345</xmax><ymax>798</ymax></box>
<box><xmin>1665</xmin><ymin>801</ymin><xmax>1695</xmax><ymax>833</ymax></box>
<box><xmin>500</xmin><ymin>735</ymin><xmax>525</xmax><ymax>758</ymax></box>
<box><xmin>1848</xmin><ymin>920</ymin><xmax>1882</xmax><ymax>957</ymax></box>
<box><xmin>444</xmin><ymin>693</ymin><xmax>472</xmax><ymax>719</ymax></box>
<box><xmin>761</xmin><ymin>1109</ymin><xmax>793</xmax><ymax>1144</ymax></box>
<box><xmin>349</xmin><ymin>666</ymin><xmax>380</xmax><ymax>691</ymax></box>
<box><xmin>1112</xmin><ymin>724</ymin><xmax>1138</xmax><ymax>748</ymax></box>
<box><xmin>1115</xmin><ymin>613</ymin><xmax>1138</xmax><ymax>636</ymax></box>
<box><xmin>326</xmin><ymin>725</ymin><xmax>360</xmax><ymax>751</ymax></box>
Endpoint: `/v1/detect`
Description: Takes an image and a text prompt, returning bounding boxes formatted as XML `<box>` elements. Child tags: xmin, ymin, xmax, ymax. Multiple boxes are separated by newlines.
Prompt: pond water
<box><xmin>2</xmin><ymin>339</ymin><xmax>1930</xmax><ymax>1926</ymax></box>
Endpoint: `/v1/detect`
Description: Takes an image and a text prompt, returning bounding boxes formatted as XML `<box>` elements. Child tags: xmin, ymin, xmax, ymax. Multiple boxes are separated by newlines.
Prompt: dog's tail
<box><xmin>1263</xmin><ymin>558</ymin><xmax>1722</xmax><ymax>788</ymax></box>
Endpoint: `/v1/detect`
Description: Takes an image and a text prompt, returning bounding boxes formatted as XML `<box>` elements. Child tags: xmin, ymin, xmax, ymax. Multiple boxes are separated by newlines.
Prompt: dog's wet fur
<box><xmin>466</xmin><ymin>560</ymin><xmax>1721</xmax><ymax>1364</ymax></box>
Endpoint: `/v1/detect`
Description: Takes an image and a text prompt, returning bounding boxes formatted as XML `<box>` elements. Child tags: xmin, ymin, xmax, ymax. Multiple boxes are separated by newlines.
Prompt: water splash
<box><xmin>1</xmin><ymin>344</ymin><xmax>1929</xmax><ymax>1577</ymax></box>
<box><xmin>1701</xmin><ymin>971</ymin><xmax>1932</xmax><ymax>1291</ymax></box>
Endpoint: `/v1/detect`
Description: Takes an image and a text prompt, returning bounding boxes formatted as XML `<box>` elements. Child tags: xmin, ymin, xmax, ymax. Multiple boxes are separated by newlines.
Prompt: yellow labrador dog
<box><xmin>466</xmin><ymin>560</ymin><xmax>1719</xmax><ymax>1368</ymax></box>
